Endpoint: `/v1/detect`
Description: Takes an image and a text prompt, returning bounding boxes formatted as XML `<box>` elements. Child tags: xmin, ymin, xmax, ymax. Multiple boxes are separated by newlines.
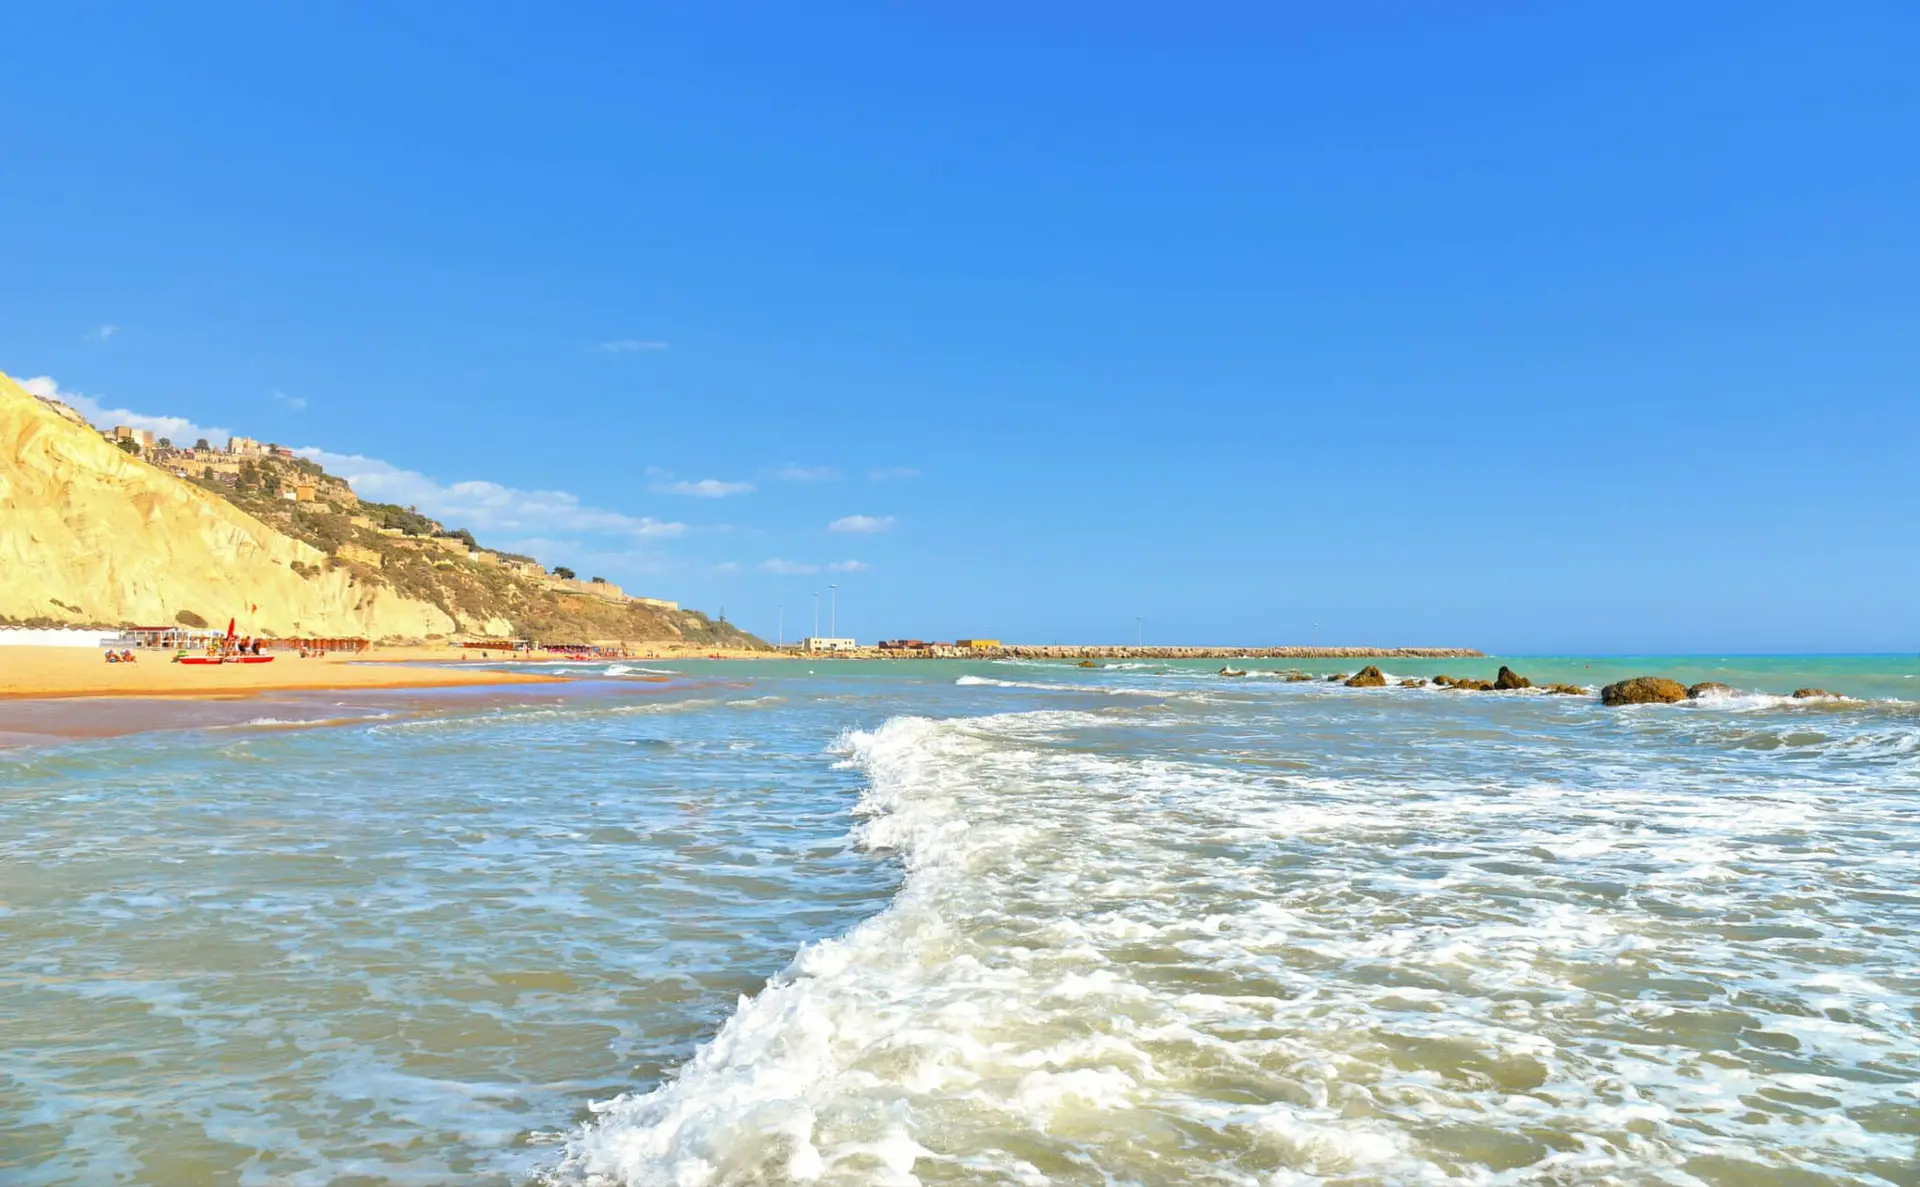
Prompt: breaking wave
<box><xmin>548</xmin><ymin>701</ymin><xmax>1920</xmax><ymax>1184</ymax></box>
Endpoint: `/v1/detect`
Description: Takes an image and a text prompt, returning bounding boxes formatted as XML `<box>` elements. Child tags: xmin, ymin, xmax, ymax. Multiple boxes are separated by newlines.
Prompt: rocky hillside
<box><xmin>0</xmin><ymin>371</ymin><xmax>454</xmax><ymax>638</ymax></box>
<box><xmin>190</xmin><ymin>455</ymin><xmax>762</xmax><ymax>649</ymax></box>
<box><xmin>0</xmin><ymin>370</ymin><xmax>766</xmax><ymax>648</ymax></box>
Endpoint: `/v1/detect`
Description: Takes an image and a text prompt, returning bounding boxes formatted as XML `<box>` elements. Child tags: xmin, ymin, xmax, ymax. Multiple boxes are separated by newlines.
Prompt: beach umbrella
<box><xmin>226</xmin><ymin>617</ymin><xmax>236</xmax><ymax>641</ymax></box>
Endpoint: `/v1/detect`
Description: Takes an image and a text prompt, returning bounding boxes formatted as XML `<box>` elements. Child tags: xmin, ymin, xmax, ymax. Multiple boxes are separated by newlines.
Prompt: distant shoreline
<box><xmin>800</xmin><ymin>645</ymin><xmax>1485</xmax><ymax>661</ymax></box>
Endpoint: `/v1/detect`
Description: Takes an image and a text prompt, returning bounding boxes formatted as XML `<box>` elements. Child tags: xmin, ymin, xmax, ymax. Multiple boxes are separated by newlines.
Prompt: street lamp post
<box><xmin>829</xmin><ymin>584</ymin><xmax>838</xmax><ymax>638</ymax></box>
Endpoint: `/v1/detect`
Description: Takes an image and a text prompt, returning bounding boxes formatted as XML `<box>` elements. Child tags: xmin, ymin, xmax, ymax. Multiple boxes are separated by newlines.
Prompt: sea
<box><xmin>1</xmin><ymin>655</ymin><xmax>1916</xmax><ymax>1186</ymax></box>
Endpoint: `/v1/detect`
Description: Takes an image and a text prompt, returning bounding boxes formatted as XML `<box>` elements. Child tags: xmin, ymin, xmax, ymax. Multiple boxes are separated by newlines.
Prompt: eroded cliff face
<box><xmin>0</xmin><ymin>371</ymin><xmax>457</xmax><ymax>639</ymax></box>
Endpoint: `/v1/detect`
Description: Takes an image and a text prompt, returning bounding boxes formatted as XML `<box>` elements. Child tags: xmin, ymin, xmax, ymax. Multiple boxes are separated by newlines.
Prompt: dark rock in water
<box><xmin>1345</xmin><ymin>665</ymin><xmax>1387</xmax><ymax>688</ymax></box>
<box><xmin>1432</xmin><ymin>674</ymin><xmax>1457</xmax><ymax>687</ymax></box>
<box><xmin>1601</xmin><ymin>677</ymin><xmax>1688</xmax><ymax>706</ymax></box>
<box><xmin>1450</xmin><ymin>678</ymin><xmax>1495</xmax><ymax>691</ymax></box>
<box><xmin>1493</xmin><ymin>666</ymin><xmax>1531</xmax><ymax>690</ymax></box>
<box><xmin>1792</xmin><ymin>688</ymin><xmax>1838</xmax><ymax>699</ymax></box>
<box><xmin>1399</xmin><ymin>677</ymin><xmax>1428</xmax><ymax>688</ymax></box>
<box><xmin>1543</xmin><ymin>683</ymin><xmax>1586</xmax><ymax>696</ymax></box>
<box><xmin>1284</xmin><ymin>673</ymin><xmax>1314</xmax><ymax>683</ymax></box>
<box><xmin>1687</xmin><ymin>682</ymin><xmax>1734</xmax><ymax>699</ymax></box>
<box><xmin>1327</xmin><ymin>674</ymin><xmax>1348</xmax><ymax>683</ymax></box>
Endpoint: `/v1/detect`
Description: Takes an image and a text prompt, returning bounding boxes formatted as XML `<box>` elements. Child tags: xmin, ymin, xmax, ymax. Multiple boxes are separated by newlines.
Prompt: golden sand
<box><xmin>0</xmin><ymin>646</ymin><xmax>566</xmax><ymax>701</ymax></box>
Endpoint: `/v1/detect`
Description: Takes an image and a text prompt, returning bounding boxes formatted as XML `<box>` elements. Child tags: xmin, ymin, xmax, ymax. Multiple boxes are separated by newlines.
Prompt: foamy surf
<box><xmin>954</xmin><ymin>674</ymin><xmax>1181</xmax><ymax>698</ymax></box>
<box><xmin>550</xmin><ymin>695</ymin><xmax>1920</xmax><ymax>1185</ymax></box>
<box><xmin>15</xmin><ymin>656</ymin><xmax>1918</xmax><ymax>1185</ymax></box>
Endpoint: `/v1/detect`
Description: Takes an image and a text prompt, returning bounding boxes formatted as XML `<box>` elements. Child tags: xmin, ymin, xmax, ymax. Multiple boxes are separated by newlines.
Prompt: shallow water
<box><xmin>3</xmin><ymin>657</ymin><xmax>1917</xmax><ymax>1184</ymax></box>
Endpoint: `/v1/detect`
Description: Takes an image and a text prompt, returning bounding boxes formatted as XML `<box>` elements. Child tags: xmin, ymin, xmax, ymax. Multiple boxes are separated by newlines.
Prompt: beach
<box><xmin>3</xmin><ymin>654</ymin><xmax>1916</xmax><ymax>1184</ymax></box>
<box><xmin>0</xmin><ymin>644</ymin><xmax>568</xmax><ymax>700</ymax></box>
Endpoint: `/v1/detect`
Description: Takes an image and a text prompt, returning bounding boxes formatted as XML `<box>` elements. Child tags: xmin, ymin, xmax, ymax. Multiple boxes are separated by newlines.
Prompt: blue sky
<box><xmin>3</xmin><ymin>4</ymin><xmax>1916</xmax><ymax>652</ymax></box>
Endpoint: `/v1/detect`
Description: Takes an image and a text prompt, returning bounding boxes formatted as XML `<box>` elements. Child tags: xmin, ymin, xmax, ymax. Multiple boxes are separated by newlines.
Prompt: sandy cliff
<box><xmin>0</xmin><ymin>371</ymin><xmax>457</xmax><ymax>638</ymax></box>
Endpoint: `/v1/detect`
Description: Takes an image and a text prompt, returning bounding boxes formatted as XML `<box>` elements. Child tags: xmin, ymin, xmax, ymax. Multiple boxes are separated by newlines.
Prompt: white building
<box><xmin>802</xmin><ymin>636</ymin><xmax>859</xmax><ymax>653</ymax></box>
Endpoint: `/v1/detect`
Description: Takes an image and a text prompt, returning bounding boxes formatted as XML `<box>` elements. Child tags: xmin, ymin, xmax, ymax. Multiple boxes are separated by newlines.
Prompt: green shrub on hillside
<box><xmin>362</xmin><ymin>501</ymin><xmax>438</xmax><ymax>537</ymax></box>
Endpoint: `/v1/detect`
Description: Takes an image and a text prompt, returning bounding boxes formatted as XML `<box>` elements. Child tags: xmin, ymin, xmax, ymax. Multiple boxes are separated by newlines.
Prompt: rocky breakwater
<box><xmin>998</xmin><ymin>645</ymin><xmax>1483</xmax><ymax>661</ymax></box>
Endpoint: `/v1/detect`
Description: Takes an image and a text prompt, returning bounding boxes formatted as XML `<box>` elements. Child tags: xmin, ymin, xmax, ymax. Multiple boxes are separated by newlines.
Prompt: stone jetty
<box><xmin>862</xmin><ymin>645</ymin><xmax>1482</xmax><ymax>660</ymax></box>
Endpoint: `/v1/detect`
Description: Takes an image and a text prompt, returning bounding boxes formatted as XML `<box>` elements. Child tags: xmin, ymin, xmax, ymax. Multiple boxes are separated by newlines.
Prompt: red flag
<box><xmin>227</xmin><ymin>617</ymin><xmax>236</xmax><ymax>640</ymax></box>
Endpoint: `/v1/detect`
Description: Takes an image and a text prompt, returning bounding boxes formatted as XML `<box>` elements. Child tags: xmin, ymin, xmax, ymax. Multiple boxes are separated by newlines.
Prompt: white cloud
<box><xmin>829</xmin><ymin>514</ymin><xmax>895</xmax><ymax>533</ymax></box>
<box><xmin>714</xmin><ymin>561</ymin><xmax>742</xmax><ymax>573</ymax></box>
<box><xmin>95</xmin><ymin>324</ymin><xmax>119</xmax><ymax>341</ymax></box>
<box><xmin>298</xmin><ymin>448</ymin><xmax>689</xmax><ymax>539</ymax></box>
<box><xmin>21</xmin><ymin>375</ymin><xmax>232</xmax><ymax>447</ymax></box>
<box><xmin>778</xmin><ymin>464</ymin><xmax>840</xmax><ymax>481</ymax></box>
<box><xmin>652</xmin><ymin>478</ymin><xmax>755</xmax><ymax>498</ymax></box>
<box><xmin>759</xmin><ymin>559</ymin><xmax>819</xmax><ymax>575</ymax></box>
<box><xmin>758</xmin><ymin>558</ymin><xmax>867</xmax><ymax>575</ymax></box>
<box><xmin>273</xmin><ymin>391</ymin><xmax>308</xmax><ymax>411</ymax></box>
<box><xmin>599</xmin><ymin>339</ymin><xmax>668</xmax><ymax>353</ymax></box>
<box><xmin>869</xmin><ymin>466</ymin><xmax>919</xmax><ymax>481</ymax></box>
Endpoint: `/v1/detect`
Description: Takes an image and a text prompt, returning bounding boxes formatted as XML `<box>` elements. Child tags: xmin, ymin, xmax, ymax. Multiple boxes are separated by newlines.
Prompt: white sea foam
<box><xmin>954</xmin><ymin>674</ymin><xmax>1177</xmax><ymax>698</ymax></box>
<box><xmin>551</xmin><ymin>703</ymin><xmax>1920</xmax><ymax>1185</ymax></box>
<box><xmin>1680</xmin><ymin>687</ymin><xmax>1854</xmax><ymax>712</ymax></box>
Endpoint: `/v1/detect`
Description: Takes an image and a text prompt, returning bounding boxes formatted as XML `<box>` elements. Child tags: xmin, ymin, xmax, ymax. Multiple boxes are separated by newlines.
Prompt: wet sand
<box><xmin>0</xmin><ymin>672</ymin><xmax>726</xmax><ymax>747</ymax></box>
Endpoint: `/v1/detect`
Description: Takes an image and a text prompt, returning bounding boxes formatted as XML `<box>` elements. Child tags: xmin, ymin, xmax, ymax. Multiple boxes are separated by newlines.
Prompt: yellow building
<box><xmin>956</xmin><ymin>638</ymin><xmax>1001</xmax><ymax>649</ymax></box>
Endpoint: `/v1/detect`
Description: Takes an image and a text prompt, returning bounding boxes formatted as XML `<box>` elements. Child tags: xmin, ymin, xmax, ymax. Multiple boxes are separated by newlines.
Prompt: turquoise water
<box><xmin>2</xmin><ymin>656</ymin><xmax>1917</xmax><ymax>1184</ymax></box>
